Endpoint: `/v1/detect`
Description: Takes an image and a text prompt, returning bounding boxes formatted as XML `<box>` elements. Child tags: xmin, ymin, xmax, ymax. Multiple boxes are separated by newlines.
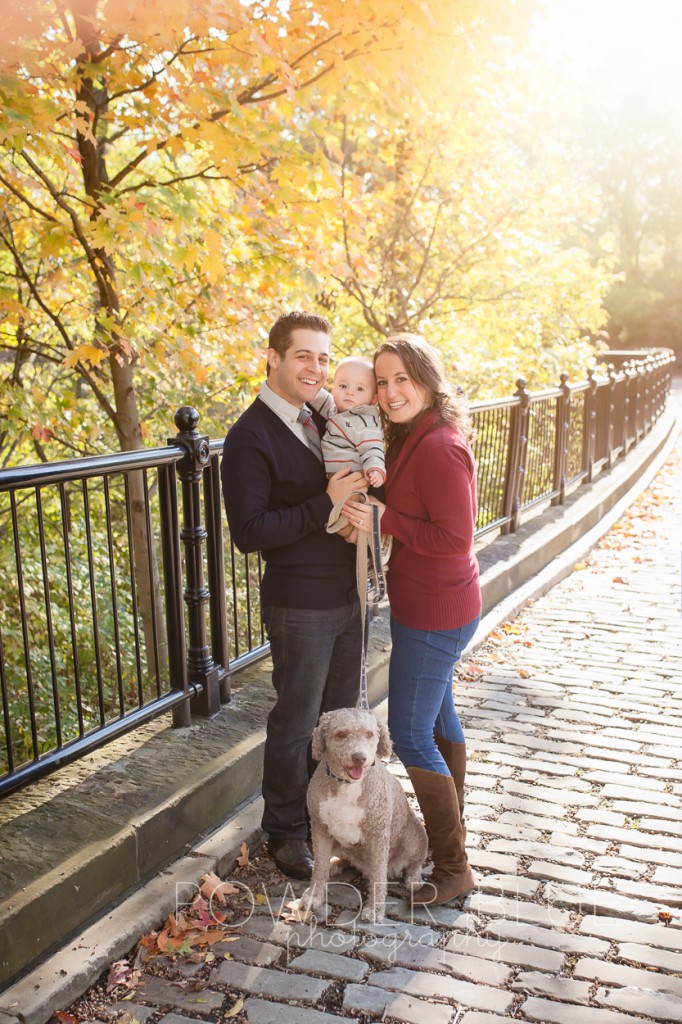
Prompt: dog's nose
<box><xmin>351</xmin><ymin>752</ymin><xmax>367</xmax><ymax>766</ymax></box>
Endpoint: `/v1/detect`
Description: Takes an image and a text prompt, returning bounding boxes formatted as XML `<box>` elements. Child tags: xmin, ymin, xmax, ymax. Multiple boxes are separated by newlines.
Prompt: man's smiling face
<box><xmin>267</xmin><ymin>328</ymin><xmax>330</xmax><ymax>408</ymax></box>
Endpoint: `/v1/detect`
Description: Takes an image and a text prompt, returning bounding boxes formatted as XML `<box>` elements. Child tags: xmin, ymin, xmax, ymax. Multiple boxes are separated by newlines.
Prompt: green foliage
<box><xmin>0</xmin><ymin>477</ymin><xmax>163</xmax><ymax>771</ymax></box>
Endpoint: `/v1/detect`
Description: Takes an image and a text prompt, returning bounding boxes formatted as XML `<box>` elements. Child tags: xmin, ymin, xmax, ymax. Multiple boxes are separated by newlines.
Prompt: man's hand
<box><xmin>343</xmin><ymin>496</ymin><xmax>386</xmax><ymax>534</ymax></box>
<box><xmin>326</xmin><ymin>469</ymin><xmax>367</xmax><ymax>506</ymax></box>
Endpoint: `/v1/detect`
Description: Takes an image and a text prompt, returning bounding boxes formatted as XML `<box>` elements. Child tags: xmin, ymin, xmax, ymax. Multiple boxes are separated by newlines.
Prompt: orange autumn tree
<box><xmin>0</xmin><ymin>0</ymin><xmax>506</xmax><ymax>462</ymax></box>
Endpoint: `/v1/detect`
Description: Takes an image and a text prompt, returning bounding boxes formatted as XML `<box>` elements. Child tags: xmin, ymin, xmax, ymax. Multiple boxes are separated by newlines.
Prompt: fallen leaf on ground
<box><xmin>195</xmin><ymin>929</ymin><xmax>233</xmax><ymax>945</ymax></box>
<box><xmin>462</xmin><ymin>663</ymin><xmax>485</xmax><ymax>677</ymax></box>
<box><xmin>106</xmin><ymin>960</ymin><xmax>133</xmax><ymax>991</ymax></box>
<box><xmin>166</xmin><ymin>911</ymin><xmax>190</xmax><ymax>936</ymax></box>
<box><xmin>200</xmin><ymin>871</ymin><xmax>240</xmax><ymax>904</ymax></box>
<box><xmin>612</xmin><ymin>576</ymin><xmax>628</xmax><ymax>584</ymax></box>
<box><xmin>225</xmin><ymin>997</ymin><xmax>244</xmax><ymax>1016</ymax></box>
<box><xmin>283</xmin><ymin>898</ymin><xmax>314</xmax><ymax>922</ymax></box>
<box><xmin>192</xmin><ymin>900</ymin><xmax>227</xmax><ymax>928</ymax></box>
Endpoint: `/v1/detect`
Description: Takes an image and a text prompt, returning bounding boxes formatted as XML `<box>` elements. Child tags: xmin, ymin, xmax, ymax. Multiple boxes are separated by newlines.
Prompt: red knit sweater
<box><xmin>380</xmin><ymin>411</ymin><xmax>481</xmax><ymax>631</ymax></box>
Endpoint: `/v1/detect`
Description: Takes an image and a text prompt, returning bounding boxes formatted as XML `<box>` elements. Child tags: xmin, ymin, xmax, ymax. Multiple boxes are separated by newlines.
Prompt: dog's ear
<box><xmin>376</xmin><ymin>720</ymin><xmax>392</xmax><ymax>759</ymax></box>
<box><xmin>311</xmin><ymin>713</ymin><xmax>330</xmax><ymax>761</ymax></box>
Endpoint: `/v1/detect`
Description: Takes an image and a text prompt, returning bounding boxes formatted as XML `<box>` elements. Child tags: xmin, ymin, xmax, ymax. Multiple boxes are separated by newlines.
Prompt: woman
<box><xmin>343</xmin><ymin>332</ymin><xmax>481</xmax><ymax>906</ymax></box>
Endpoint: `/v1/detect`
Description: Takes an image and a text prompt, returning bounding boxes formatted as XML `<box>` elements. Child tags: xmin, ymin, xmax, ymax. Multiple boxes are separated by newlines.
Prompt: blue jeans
<box><xmin>388</xmin><ymin>614</ymin><xmax>480</xmax><ymax>775</ymax></box>
<box><xmin>261</xmin><ymin>603</ymin><xmax>362</xmax><ymax>840</ymax></box>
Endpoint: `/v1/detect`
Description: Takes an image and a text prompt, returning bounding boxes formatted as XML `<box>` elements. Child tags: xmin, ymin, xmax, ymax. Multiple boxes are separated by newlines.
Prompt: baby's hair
<box><xmin>334</xmin><ymin>356</ymin><xmax>376</xmax><ymax>377</ymax></box>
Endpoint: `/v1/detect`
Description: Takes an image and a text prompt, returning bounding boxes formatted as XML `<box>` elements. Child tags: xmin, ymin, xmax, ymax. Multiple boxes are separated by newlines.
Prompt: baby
<box><xmin>319</xmin><ymin>357</ymin><xmax>386</xmax><ymax>487</ymax></box>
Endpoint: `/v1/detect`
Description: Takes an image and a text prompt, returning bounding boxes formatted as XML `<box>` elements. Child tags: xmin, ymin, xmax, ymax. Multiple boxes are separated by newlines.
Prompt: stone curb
<box><xmin>0</xmin><ymin>800</ymin><xmax>266</xmax><ymax>1024</ymax></box>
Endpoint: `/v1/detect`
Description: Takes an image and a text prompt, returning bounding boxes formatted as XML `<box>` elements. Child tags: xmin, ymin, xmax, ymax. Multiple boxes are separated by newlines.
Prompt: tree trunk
<box><xmin>72</xmin><ymin>2</ymin><xmax>169</xmax><ymax>687</ymax></box>
<box><xmin>108</xmin><ymin>354</ymin><xmax>168</xmax><ymax>687</ymax></box>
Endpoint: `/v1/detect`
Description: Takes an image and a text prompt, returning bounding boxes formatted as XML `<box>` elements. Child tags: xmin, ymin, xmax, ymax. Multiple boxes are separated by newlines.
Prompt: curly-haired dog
<box><xmin>301</xmin><ymin>707</ymin><xmax>427</xmax><ymax>922</ymax></box>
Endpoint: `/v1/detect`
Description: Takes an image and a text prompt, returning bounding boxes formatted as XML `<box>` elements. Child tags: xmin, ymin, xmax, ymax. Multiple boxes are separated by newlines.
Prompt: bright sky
<box><xmin>531</xmin><ymin>0</ymin><xmax>682</xmax><ymax>113</ymax></box>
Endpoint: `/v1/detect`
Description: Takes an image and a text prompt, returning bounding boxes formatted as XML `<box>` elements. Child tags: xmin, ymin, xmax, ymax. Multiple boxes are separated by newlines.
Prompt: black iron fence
<box><xmin>0</xmin><ymin>349</ymin><xmax>674</xmax><ymax>796</ymax></box>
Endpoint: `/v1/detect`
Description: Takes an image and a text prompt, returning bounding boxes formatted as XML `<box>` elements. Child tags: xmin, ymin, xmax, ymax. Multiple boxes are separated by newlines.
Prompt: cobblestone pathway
<box><xmin>71</xmin><ymin>437</ymin><xmax>682</xmax><ymax>1024</ymax></box>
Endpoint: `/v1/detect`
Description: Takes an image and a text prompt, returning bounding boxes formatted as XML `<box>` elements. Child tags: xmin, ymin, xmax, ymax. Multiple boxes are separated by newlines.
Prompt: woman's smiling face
<box><xmin>375</xmin><ymin>350</ymin><xmax>432</xmax><ymax>424</ymax></box>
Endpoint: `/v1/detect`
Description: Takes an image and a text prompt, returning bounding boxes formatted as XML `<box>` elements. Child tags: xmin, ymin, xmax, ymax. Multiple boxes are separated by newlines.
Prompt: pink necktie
<box><xmin>297</xmin><ymin>408</ymin><xmax>323</xmax><ymax>463</ymax></box>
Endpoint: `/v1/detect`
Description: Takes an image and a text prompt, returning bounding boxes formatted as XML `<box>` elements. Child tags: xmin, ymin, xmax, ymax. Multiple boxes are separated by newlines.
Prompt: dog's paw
<box><xmin>360</xmin><ymin>905</ymin><xmax>385</xmax><ymax>924</ymax></box>
<box><xmin>301</xmin><ymin>885</ymin><xmax>326</xmax><ymax>910</ymax></box>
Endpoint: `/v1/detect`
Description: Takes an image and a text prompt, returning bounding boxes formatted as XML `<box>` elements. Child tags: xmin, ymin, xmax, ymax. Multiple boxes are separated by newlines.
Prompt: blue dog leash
<box><xmin>358</xmin><ymin>501</ymin><xmax>386</xmax><ymax>710</ymax></box>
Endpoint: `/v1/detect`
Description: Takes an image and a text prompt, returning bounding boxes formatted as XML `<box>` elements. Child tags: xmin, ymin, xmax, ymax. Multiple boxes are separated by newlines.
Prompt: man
<box><xmin>221</xmin><ymin>310</ymin><xmax>366</xmax><ymax>879</ymax></box>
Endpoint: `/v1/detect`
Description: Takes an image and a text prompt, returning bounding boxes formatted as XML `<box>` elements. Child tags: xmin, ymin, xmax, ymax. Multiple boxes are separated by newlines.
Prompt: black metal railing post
<box><xmin>618</xmin><ymin>361</ymin><xmax>627</xmax><ymax>455</ymax></box>
<box><xmin>606</xmin><ymin>365</ymin><xmax>616</xmax><ymax>468</ymax></box>
<box><xmin>157</xmin><ymin>461</ymin><xmax>191</xmax><ymax>726</ymax></box>
<box><xmin>634</xmin><ymin>360</ymin><xmax>647</xmax><ymax>432</ymax></box>
<box><xmin>501</xmin><ymin>378</ymin><xmax>530</xmax><ymax>534</ymax></box>
<box><xmin>552</xmin><ymin>372</ymin><xmax>571</xmax><ymax>506</ymax></box>
<box><xmin>624</xmin><ymin>360</ymin><xmax>636</xmax><ymax>451</ymax></box>
<box><xmin>584</xmin><ymin>367</ymin><xmax>598</xmax><ymax>483</ymax></box>
<box><xmin>204</xmin><ymin>453</ymin><xmax>231</xmax><ymax>704</ymax></box>
<box><xmin>171</xmin><ymin>407</ymin><xmax>221</xmax><ymax>718</ymax></box>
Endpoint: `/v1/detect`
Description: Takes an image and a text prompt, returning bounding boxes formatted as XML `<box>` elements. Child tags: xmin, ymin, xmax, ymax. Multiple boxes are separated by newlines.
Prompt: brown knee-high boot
<box><xmin>435</xmin><ymin>736</ymin><xmax>468</xmax><ymax>838</ymax></box>
<box><xmin>407</xmin><ymin>767</ymin><xmax>475</xmax><ymax>905</ymax></box>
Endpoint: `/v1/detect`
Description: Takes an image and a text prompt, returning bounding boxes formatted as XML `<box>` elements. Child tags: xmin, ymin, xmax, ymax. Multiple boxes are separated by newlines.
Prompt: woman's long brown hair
<box><xmin>374</xmin><ymin>332</ymin><xmax>474</xmax><ymax>449</ymax></box>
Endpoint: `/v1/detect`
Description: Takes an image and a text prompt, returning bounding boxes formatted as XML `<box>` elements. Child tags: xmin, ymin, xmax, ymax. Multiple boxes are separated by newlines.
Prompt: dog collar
<box><xmin>325</xmin><ymin>762</ymin><xmax>375</xmax><ymax>785</ymax></box>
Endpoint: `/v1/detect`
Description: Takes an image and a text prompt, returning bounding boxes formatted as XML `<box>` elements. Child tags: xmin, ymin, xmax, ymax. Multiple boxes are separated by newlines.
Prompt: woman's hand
<box><xmin>343</xmin><ymin>497</ymin><xmax>385</xmax><ymax>535</ymax></box>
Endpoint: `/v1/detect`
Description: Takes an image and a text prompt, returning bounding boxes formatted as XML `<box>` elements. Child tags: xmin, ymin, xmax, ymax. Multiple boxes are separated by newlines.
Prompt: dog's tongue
<box><xmin>347</xmin><ymin>765</ymin><xmax>364</xmax><ymax>780</ymax></box>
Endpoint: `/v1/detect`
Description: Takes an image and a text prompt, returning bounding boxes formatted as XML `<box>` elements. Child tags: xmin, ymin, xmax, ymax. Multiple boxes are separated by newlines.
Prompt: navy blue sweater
<box><xmin>221</xmin><ymin>398</ymin><xmax>358</xmax><ymax>609</ymax></box>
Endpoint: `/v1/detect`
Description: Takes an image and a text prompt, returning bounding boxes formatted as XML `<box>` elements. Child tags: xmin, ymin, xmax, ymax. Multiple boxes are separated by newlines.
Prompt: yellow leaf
<box><xmin>166</xmin><ymin>134</ymin><xmax>184</xmax><ymax>157</ymax></box>
<box><xmin>225</xmin><ymin>997</ymin><xmax>244</xmax><ymax>1017</ymax></box>
<box><xmin>202</xmin><ymin>249</ymin><xmax>224</xmax><ymax>285</ymax></box>
<box><xmin>63</xmin><ymin>344</ymin><xmax>108</xmax><ymax>369</ymax></box>
<box><xmin>78</xmin><ymin>344</ymin><xmax>110</xmax><ymax>367</ymax></box>
<box><xmin>182</xmin><ymin>244</ymin><xmax>201</xmax><ymax>272</ymax></box>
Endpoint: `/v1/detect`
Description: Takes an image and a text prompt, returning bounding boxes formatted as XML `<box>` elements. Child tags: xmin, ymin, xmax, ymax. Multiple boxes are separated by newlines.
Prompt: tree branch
<box><xmin>0</xmin><ymin>174</ymin><xmax>59</xmax><ymax>222</ymax></box>
<box><xmin>19</xmin><ymin>149</ymin><xmax>111</xmax><ymax>298</ymax></box>
<box><xmin>0</xmin><ymin>225</ymin><xmax>118</xmax><ymax>421</ymax></box>
<box><xmin>0</xmin><ymin>224</ymin><xmax>75</xmax><ymax>352</ymax></box>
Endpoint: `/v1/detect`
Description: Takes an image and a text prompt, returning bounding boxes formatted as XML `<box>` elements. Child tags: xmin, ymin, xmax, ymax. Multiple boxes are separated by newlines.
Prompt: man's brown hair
<box><xmin>267</xmin><ymin>311</ymin><xmax>332</xmax><ymax>375</ymax></box>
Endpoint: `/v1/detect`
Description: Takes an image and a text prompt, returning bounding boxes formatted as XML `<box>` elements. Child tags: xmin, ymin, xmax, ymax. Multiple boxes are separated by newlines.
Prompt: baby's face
<box><xmin>332</xmin><ymin>364</ymin><xmax>378</xmax><ymax>411</ymax></box>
